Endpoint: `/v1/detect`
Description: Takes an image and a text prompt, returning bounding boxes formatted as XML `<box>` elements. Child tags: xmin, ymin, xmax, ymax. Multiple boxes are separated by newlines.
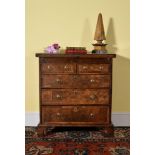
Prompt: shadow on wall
<box><xmin>80</xmin><ymin>18</ymin><xmax>93</xmax><ymax>50</ymax></box>
<box><xmin>112</xmin><ymin>55</ymin><xmax>130</xmax><ymax>112</ymax></box>
<box><xmin>106</xmin><ymin>18</ymin><xmax>130</xmax><ymax>112</ymax></box>
<box><xmin>106</xmin><ymin>18</ymin><xmax>117</xmax><ymax>54</ymax></box>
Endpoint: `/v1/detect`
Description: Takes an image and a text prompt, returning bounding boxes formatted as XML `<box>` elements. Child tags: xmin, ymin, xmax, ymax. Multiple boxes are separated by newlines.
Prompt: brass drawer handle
<box><xmin>56</xmin><ymin>113</ymin><xmax>61</xmax><ymax>118</ymax></box>
<box><xmin>47</xmin><ymin>65</ymin><xmax>53</xmax><ymax>70</ymax></box>
<box><xmin>56</xmin><ymin>94</ymin><xmax>62</xmax><ymax>99</ymax></box>
<box><xmin>90</xmin><ymin>113</ymin><xmax>95</xmax><ymax>118</ymax></box>
<box><xmin>90</xmin><ymin>79</ymin><xmax>95</xmax><ymax>83</ymax></box>
<box><xmin>82</xmin><ymin>66</ymin><xmax>88</xmax><ymax>70</ymax></box>
<box><xmin>64</xmin><ymin>65</ymin><xmax>71</xmax><ymax>70</ymax></box>
<box><xmin>89</xmin><ymin>95</ymin><xmax>96</xmax><ymax>100</ymax></box>
<box><xmin>99</xmin><ymin>66</ymin><xmax>104</xmax><ymax>70</ymax></box>
<box><xmin>56</xmin><ymin>78</ymin><xmax>62</xmax><ymax>84</ymax></box>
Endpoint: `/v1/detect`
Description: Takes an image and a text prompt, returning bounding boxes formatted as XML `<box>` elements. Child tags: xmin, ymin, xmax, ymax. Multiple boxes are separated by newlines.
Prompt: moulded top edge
<box><xmin>35</xmin><ymin>53</ymin><xmax>116</xmax><ymax>58</ymax></box>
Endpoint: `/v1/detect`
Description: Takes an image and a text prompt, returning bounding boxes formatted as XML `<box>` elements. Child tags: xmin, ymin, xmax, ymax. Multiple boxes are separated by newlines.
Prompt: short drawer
<box><xmin>41</xmin><ymin>75</ymin><xmax>111</xmax><ymax>88</ymax></box>
<box><xmin>78</xmin><ymin>63</ymin><xmax>111</xmax><ymax>74</ymax></box>
<box><xmin>41</xmin><ymin>89</ymin><xmax>110</xmax><ymax>105</ymax></box>
<box><xmin>42</xmin><ymin>106</ymin><xmax>110</xmax><ymax>124</ymax></box>
<box><xmin>41</xmin><ymin>63</ymin><xmax>76</xmax><ymax>74</ymax></box>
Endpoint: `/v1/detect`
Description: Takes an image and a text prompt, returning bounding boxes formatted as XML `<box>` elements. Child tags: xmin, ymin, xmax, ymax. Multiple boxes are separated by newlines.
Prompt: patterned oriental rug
<box><xmin>25</xmin><ymin>127</ymin><xmax>130</xmax><ymax>155</ymax></box>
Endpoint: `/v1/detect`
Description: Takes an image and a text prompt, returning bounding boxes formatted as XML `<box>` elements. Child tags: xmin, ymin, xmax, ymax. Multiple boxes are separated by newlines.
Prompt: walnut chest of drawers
<box><xmin>36</xmin><ymin>53</ymin><xmax>116</xmax><ymax>136</ymax></box>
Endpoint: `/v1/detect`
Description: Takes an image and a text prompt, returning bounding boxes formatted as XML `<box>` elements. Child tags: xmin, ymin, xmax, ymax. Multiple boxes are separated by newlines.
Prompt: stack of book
<box><xmin>65</xmin><ymin>47</ymin><xmax>87</xmax><ymax>54</ymax></box>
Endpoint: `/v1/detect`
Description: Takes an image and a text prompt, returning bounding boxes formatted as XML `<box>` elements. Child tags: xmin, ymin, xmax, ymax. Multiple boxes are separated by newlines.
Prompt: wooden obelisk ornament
<box><xmin>92</xmin><ymin>13</ymin><xmax>107</xmax><ymax>54</ymax></box>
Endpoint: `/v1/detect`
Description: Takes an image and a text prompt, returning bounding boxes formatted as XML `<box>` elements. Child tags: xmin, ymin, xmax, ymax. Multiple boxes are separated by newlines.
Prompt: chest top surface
<box><xmin>36</xmin><ymin>53</ymin><xmax>116</xmax><ymax>59</ymax></box>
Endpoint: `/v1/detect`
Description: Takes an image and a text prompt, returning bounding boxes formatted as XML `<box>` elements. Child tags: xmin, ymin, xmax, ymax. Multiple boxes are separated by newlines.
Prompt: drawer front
<box><xmin>41</xmin><ymin>75</ymin><xmax>75</xmax><ymax>88</ymax></box>
<box><xmin>78</xmin><ymin>63</ymin><xmax>111</xmax><ymax>74</ymax></box>
<box><xmin>42</xmin><ymin>106</ymin><xmax>109</xmax><ymax>124</ymax></box>
<box><xmin>41</xmin><ymin>63</ymin><xmax>76</xmax><ymax>74</ymax></box>
<box><xmin>41</xmin><ymin>89</ymin><xmax>110</xmax><ymax>105</ymax></box>
<box><xmin>41</xmin><ymin>75</ymin><xmax>111</xmax><ymax>88</ymax></box>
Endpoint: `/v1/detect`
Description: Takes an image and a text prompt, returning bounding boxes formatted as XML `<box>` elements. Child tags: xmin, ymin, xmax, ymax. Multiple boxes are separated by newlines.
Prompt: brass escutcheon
<box><xmin>73</xmin><ymin>107</ymin><xmax>78</xmax><ymax>112</ymax></box>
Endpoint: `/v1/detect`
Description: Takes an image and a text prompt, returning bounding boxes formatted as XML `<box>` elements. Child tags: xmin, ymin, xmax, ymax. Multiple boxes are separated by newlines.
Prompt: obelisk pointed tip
<box><xmin>92</xmin><ymin>13</ymin><xmax>107</xmax><ymax>52</ymax></box>
<box><xmin>98</xmin><ymin>13</ymin><xmax>102</xmax><ymax>16</ymax></box>
<box><xmin>94</xmin><ymin>13</ymin><xmax>106</xmax><ymax>41</ymax></box>
<box><xmin>97</xmin><ymin>13</ymin><xmax>102</xmax><ymax>21</ymax></box>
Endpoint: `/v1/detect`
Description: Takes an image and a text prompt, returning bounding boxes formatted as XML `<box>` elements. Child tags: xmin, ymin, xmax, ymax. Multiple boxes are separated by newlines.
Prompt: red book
<box><xmin>65</xmin><ymin>47</ymin><xmax>87</xmax><ymax>54</ymax></box>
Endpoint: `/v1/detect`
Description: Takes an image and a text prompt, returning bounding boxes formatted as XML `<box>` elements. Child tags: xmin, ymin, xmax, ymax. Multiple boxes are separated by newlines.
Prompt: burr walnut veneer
<box><xmin>36</xmin><ymin>53</ymin><xmax>116</xmax><ymax>136</ymax></box>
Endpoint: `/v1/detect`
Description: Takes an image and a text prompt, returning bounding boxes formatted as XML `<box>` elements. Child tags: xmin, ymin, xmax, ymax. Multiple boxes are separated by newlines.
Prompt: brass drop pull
<box><xmin>56</xmin><ymin>94</ymin><xmax>62</xmax><ymax>99</ymax></box>
<box><xmin>89</xmin><ymin>95</ymin><xmax>96</xmax><ymax>100</ymax></box>
<box><xmin>47</xmin><ymin>65</ymin><xmax>50</xmax><ymax>69</ymax></box>
<box><xmin>57</xmin><ymin>112</ymin><xmax>60</xmax><ymax>116</ymax></box>
<box><xmin>64</xmin><ymin>65</ymin><xmax>68</xmax><ymax>69</ymax></box>
<box><xmin>90</xmin><ymin>113</ymin><xmax>95</xmax><ymax>118</ymax></box>
<box><xmin>73</xmin><ymin>107</ymin><xmax>79</xmax><ymax>112</ymax></box>
<box><xmin>56</xmin><ymin>112</ymin><xmax>61</xmax><ymax>117</ymax></box>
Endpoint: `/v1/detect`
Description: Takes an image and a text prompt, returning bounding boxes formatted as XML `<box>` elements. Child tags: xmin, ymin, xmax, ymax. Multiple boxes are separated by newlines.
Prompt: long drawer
<box><xmin>41</xmin><ymin>75</ymin><xmax>111</xmax><ymax>88</ymax></box>
<box><xmin>42</xmin><ymin>106</ymin><xmax>110</xmax><ymax>124</ymax></box>
<box><xmin>41</xmin><ymin>89</ymin><xmax>110</xmax><ymax>105</ymax></box>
